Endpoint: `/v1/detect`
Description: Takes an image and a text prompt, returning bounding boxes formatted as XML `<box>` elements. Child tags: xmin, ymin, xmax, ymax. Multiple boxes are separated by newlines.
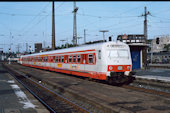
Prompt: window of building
<box><xmin>88</xmin><ymin>54</ymin><xmax>93</xmax><ymax>64</ymax></box>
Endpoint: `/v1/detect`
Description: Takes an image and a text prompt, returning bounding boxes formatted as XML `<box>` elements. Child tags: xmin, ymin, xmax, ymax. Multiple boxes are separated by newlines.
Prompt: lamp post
<box><xmin>77</xmin><ymin>37</ymin><xmax>83</xmax><ymax>45</ymax></box>
<box><xmin>60</xmin><ymin>40</ymin><xmax>66</xmax><ymax>48</ymax></box>
<box><xmin>99</xmin><ymin>30</ymin><xmax>109</xmax><ymax>41</ymax></box>
<box><xmin>8</xmin><ymin>48</ymin><xmax>11</xmax><ymax>64</ymax></box>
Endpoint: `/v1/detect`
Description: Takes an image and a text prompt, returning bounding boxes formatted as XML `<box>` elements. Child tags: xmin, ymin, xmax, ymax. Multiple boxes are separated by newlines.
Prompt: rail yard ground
<box><xmin>1</xmin><ymin>62</ymin><xmax>170</xmax><ymax>113</ymax></box>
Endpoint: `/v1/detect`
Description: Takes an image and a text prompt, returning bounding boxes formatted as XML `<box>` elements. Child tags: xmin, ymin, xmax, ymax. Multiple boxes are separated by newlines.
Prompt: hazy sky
<box><xmin>0</xmin><ymin>1</ymin><xmax>170</xmax><ymax>53</ymax></box>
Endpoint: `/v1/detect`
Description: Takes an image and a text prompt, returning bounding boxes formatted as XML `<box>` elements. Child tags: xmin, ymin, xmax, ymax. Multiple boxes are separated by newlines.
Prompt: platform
<box><xmin>0</xmin><ymin>63</ymin><xmax>49</xmax><ymax>113</ymax></box>
<box><xmin>134</xmin><ymin>68</ymin><xmax>170</xmax><ymax>82</ymax></box>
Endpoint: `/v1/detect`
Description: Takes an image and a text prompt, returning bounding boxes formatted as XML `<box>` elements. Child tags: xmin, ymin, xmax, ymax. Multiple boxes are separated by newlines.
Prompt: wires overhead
<box><xmin>19</xmin><ymin>2</ymin><xmax>66</xmax><ymax>37</ymax></box>
<box><xmin>18</xmin><ymin>2</ymin><xmax>51</xmax><ymax>34</ymax></box>
<box><xmin>77</xmin><ymin>13</ymin><xmax>139</xmax><ymax>19</ymax></box>
<box><xmin>150</xmin><ymin>14</ymin><xmax>170</xmax><ymax>21</ymax></box>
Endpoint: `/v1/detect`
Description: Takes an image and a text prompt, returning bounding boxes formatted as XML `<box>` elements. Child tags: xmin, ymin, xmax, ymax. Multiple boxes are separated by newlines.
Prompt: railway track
<box><xmin>85</xmin><ymin>76</ymin><xmax>170</xmax><ymax>98</ymax></box>
<box><xmin>6</xmin><ymin>63</ymin><xmax>170</xmax><ymax>98</ymax></box>
<box><xmin>122</xmin><ymin>84</ymin><xmax>170</xmax><ymax>98</ymax></box>
<box><xmin>2</xmin><ymin>63</ymin><xmax>89</xmax><ymax>113</ymax></box>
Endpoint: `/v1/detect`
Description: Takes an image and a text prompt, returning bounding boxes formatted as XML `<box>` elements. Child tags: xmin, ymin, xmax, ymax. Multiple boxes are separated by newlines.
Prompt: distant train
<box><xmin>19</xmin><ymin>41</ymin><xmax>135</xmax><ymax>85</ymax></box>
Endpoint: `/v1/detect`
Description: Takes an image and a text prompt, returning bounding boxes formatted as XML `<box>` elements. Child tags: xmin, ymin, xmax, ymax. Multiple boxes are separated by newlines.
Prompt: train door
<box><xmin>82</xmin><ymin>54</ymin><xmax>87</xmax><ymax>71</ymax></box>
<box><xmin>46</xmin><ymin>56</ymin><xmax>48</xmax><ymax>67</ymax></box>
<box><xmin>44</xmin><ymin>56</ymin><xmax>47</xmax><ymax>67</ymax></box>
<box><xmin>50</xmin><ymin>56</ymin><xmax>55</xmax><ymax>68</ymax></box>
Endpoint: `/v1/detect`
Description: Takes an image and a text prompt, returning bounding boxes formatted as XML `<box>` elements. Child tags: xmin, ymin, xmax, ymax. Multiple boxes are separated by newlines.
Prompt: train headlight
<box><xmin>127</xmin><ymin>66</ymin><xmax>130</xmax><ymax>70</ymax></box>
<box><xmin>109</xmin><ymin>66</ymin><xmax>113</xmax><ymax>70</ymax></box>
<box><xmin>118</xmin><ymin>66</ymin><xmax>123</xmax><ymax>70</ymax></box>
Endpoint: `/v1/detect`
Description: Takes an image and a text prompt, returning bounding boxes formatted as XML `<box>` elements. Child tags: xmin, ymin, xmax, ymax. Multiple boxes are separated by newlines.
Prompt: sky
<box><xmin>0</xmin><ymin>1</ymin><xmax>170</xmax><ymax>53</ymax></box>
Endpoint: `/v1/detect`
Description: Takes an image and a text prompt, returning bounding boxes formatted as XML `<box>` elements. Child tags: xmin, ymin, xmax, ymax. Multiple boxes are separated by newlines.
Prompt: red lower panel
<box><xmin>22</xmin><ymin>64</ymin><xmax>107</xmax><ymax>80</ymax></box>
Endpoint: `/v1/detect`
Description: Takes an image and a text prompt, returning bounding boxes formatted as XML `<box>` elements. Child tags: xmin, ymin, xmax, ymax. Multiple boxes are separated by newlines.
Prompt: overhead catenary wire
<box><xmin>86</xmin><ymin>17</ymin><xmax>142</xmax><ymax>34</ymax></box>
<box><xmin>20</xmin><ymin>2</ymin><xmax>66</xmax><ymax>38</ymax></box>
<box><xmin>77</xmin><ymin>13</ymin><xmax>139</xmax><ymax>19</ymax></box>
<box><xmin>18</xmin><ymin>2</ymin><xmax>51</xmax><ymax>34</ymax></box>
<box><xmin>149</xmin><ymin>14</ymin><xmax>170</xmax><ymax>21</ymax></box>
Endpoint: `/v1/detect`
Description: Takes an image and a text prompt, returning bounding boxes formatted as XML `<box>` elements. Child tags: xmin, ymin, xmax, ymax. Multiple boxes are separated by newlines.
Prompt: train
<box><xmin>19</xmin><ymin>41</ymin><xmax>135</xmax><ymax>85</ymax></box>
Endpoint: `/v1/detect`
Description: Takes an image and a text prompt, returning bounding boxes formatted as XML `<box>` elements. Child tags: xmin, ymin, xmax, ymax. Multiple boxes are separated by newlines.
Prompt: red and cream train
<box><xmin>19</xmin><ymin>41</ymin><xmax>134</xmax><ymax>85</ymax></box>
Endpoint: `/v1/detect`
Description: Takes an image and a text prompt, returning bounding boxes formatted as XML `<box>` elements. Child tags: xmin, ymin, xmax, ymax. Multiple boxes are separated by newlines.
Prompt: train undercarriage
<box><xmin>107</xmin><ymin>71</ymin><xmax>136</xmax><ymax>86</ymax></box>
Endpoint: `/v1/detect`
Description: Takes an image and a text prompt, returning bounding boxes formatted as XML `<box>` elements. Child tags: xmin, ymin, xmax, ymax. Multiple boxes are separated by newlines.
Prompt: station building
<box><xmin>117</xmin><ymin>34</ymin><xmax>148</xmax><ymax>70</ymax></box>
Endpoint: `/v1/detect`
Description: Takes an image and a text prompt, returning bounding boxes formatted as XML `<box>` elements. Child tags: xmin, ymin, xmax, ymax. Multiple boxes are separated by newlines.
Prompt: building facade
<box><xmin>117</xmin><ymin>34</ymin><xmax>148</xmax><ymax>70</ymax></box>
<box><xmin>152</xmin><ymin>35</ymin><xmax>170</xmax><ymax>53</ymax></box>
<box><xmin>35</xmin><ymin>43</ymin><xmax>42</xmax><ymax>53</ymax></box>
<box><xmin>147</xmin><ymin>52</ymin><xmax>170</xmax><ymax>63</ymax></box>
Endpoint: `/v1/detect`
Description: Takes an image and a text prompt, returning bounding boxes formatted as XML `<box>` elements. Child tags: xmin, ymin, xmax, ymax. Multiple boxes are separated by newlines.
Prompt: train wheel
<box><xmin>108</xmin><ymin>78</ymin><xmax>113</xmax><ymax>85</ymax></box>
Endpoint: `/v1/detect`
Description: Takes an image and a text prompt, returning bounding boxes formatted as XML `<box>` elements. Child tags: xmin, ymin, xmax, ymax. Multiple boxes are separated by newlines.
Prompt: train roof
<box><xmin>21</xmin><ymin>41</ymin><xmax>127</xmax><ymax>57</ymax></box>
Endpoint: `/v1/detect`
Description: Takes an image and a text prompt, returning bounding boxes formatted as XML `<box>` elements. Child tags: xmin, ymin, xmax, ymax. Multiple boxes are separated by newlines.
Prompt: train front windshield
<box><xmin>107</xmin><ymin>49</ymin><xmax>129</xmax><ymax>58</ymax></box>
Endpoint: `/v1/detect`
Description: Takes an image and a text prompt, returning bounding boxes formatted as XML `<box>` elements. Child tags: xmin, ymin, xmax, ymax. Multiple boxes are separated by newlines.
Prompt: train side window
<box><xmin>69</xmin><ymin>55</ymin><xmax>72</xmax><ymax>63</ymax></box>
<box><xmin>88</xmin><ymin>54</ymin><xmax>93</xmax><ymax>64</ymax></box>
<box><xmin>56</xmin><ymin>56</ymin><xmax>58</xmax><ymax>63</ymax></box>
<box><xmin>77</xmin><ymin>55</ymin><xmax>81</xmax><ymax>63</ymax></box>
<box><xmin>45</xmin><ymin>57</ymin><xmax>47</xmax><ymax>62</ymax></box>
<box><xmin>43</xmin><ymin>57</ymin><xmax>45</xmax><ymax>62</ymax></box>
<box><xmin>98</xmin><ymin>50</ymin><xmax>101</xmax><ymax>59</ymax></box>
<box><xmin>59</xmin><ymin>56</ymin><xmax>61</xmax><ymax>62</ymax></box>
<box><xmin>51</xmin><ymin>56</ymin><xmax>53</xmax><ymax>62</ymax></box>
<box><xmin>73</xmin><ymin>55</ymin><xmax>76</xmax><ymax>63</ymax></box>
<box><xmin>53</xmin><ymin>56</ymin><xmax>55</xmax><ymax>62</ymax></box>
<box><xmin>65</xmin><ymin>55</ymin><xmax>68</xmax><ymax>63</ymax></box>
<box><xmin>62</xmin><ymin>56</ymin><xmax>64</xmax><ymax>63</ymax></box>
